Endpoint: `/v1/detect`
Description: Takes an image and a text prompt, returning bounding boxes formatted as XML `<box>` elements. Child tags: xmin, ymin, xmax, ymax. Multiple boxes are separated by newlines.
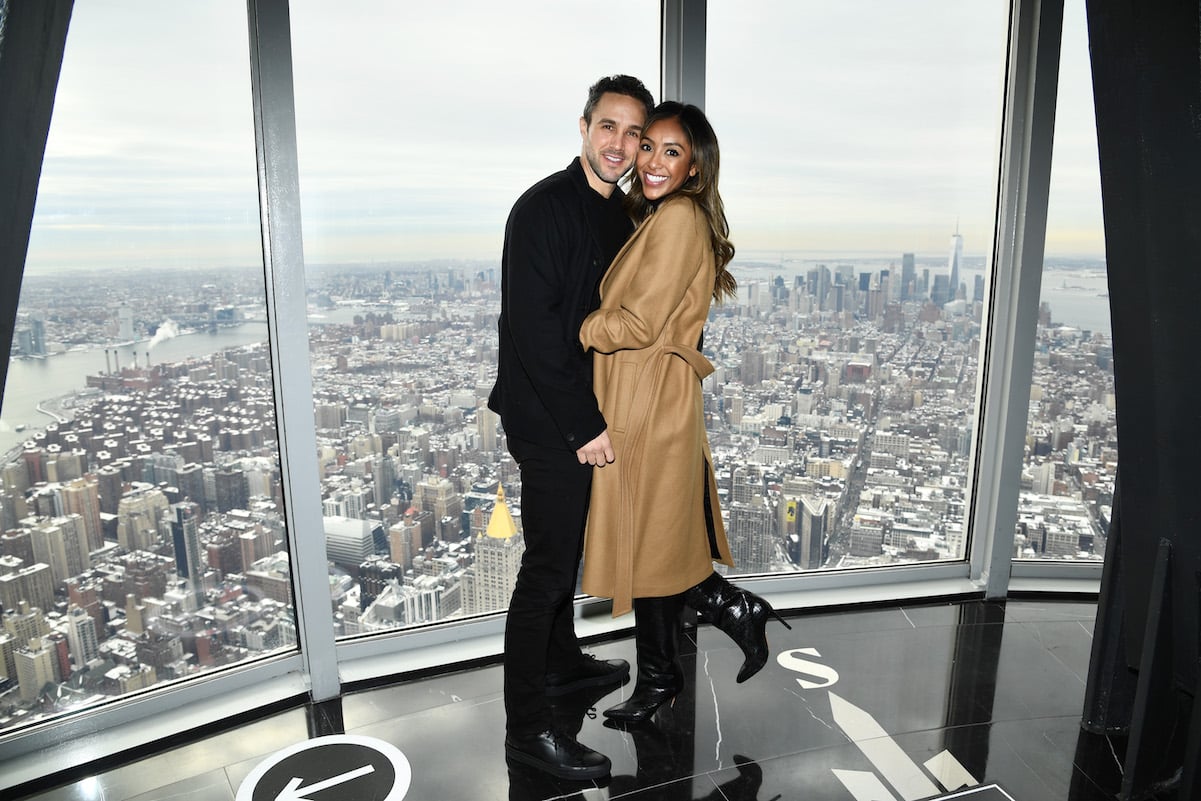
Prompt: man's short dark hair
<box><xmin>582</xmin><ymin>75</ymin><xmax>655</xmax><ymax>125</ymax></box>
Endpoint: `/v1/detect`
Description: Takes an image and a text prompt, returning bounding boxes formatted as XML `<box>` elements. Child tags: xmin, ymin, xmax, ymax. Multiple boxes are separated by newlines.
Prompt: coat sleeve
<box><xmin>580</xmin><ymin>200</ymin><xmax>706</xmax><ymax>354</ymax></box>
<box><xmin>502</xmin><ymin>191</ymin><xmax>607</xmax><ymax>446</ymax></box>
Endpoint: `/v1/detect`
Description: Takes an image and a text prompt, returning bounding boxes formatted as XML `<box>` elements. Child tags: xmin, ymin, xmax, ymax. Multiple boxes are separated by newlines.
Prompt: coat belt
<box><xmin>662</xmin><ymin>344</ymin><xmax>714</xmax><ymax>380</ymax></box>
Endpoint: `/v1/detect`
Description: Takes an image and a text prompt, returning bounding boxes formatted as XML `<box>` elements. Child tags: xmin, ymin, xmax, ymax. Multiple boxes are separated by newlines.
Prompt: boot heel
<box><xmin>602</xmin><ymin>674</ymin><xmax>682</xmax><ymax>724</ymax></box>
<box><xmin>768</xmin><ymin>606</ymin><xmax>792</xmax><ymax>630</ymax></box>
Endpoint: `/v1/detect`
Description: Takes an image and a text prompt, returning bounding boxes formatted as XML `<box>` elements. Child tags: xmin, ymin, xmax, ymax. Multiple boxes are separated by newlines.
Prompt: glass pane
<box><xmin>1017</xmin><ymin>0</ymin><xmax>1111</xmax><ymax>562</ymax></box>
<box><xmin>289</xmin><ymin>0</ymin><xmax>658</xmax><ymax>635</ymax></box>
<box><xmin>0</xmin><ymin>2</ymin><xmax>293</xmax><ymax>736</ymax></box>
<box><xmin>706</xmin><ymin>1</ymin><xmax>1009</xmax><ymax>572</ymax></box>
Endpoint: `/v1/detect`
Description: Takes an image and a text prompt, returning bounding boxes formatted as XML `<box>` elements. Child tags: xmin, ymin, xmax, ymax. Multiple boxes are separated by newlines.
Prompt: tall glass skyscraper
<box><xmin>948</xmin><ymin>228</ymin><xmax>965</xmax><ymax>303</ymax></box>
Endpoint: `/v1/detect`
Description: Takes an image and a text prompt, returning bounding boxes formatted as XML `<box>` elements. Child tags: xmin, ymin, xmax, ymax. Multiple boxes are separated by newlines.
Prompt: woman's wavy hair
<box><xmin>625</xmin><ymin>101</ymin><xmax>737</xmax><ymax>302</ymax></box>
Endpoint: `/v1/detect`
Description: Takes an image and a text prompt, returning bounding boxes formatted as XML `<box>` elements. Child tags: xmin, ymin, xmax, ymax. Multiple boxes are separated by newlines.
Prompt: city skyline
<box><xmin>0</xmin><ymin>256</ymin><xmax>1115</xmax><ymax>736</ymax></box>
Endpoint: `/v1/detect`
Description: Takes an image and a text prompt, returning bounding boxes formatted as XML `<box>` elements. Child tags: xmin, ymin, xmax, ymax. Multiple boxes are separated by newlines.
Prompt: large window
<box><xmin>0</xmin><ymin>0</ymin><xmax>1104</xmax><ymax>766</ymax></box>
<box><xmin>1016</xmin><ymin>0</ymin><xmax>1111</xmax><ymax>562</ymax></box>
<box><xmin>0</xmin><ymin>2</ymin><xmax>294</xmax><ymax>737</ymax></box>
<box><xmin>705</xmin><ymin>1</ymin><xmax>1010</xmax><ymax>573</ymax></box>
<box><xmin>288</xmin><ymin>0</ymin><xmax>659</xmax><ymax>635</ymax></box>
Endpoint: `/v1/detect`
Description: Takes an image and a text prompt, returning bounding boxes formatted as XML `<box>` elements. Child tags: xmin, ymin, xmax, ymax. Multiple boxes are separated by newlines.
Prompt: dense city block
<box><xmin>0</xmin><ymin>255</ymin><xmax>1115</xmax><ymax>733</ymax></box>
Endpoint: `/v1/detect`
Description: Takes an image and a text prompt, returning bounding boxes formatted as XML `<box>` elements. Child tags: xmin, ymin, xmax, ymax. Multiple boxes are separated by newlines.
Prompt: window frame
<box><xmin>0</xmin><ymin>0</ymin><xmax>1098</xmax><ymax>780</ymax></box>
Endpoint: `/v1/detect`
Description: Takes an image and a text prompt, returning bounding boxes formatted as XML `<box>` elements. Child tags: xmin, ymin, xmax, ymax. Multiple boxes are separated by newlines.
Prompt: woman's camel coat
<box><xmin>579</xmin><ymin>195</ymin><xmax>734</xmax><ymax>617</ymax></box>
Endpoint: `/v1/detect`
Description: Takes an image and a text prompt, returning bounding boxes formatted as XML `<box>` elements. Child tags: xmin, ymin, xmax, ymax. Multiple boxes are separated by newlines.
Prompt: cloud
<box><xmin>25</xmin><ymin>0</ymin><xmax>1103</xmax><ymax>274</ymax></box>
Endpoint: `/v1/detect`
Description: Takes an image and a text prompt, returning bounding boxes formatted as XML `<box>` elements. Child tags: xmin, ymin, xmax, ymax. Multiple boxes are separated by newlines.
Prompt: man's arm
<box><xmin>576</xmin><ymin>429</ymin><xmax>615</xmax><ymax>466</ymax></box>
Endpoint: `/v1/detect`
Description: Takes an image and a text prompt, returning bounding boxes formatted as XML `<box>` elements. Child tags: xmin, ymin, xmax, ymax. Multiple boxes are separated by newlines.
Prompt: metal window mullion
<box><xmin>246</xmin><ymin>0</ymin><xmax>339</xmax><ymax>701</ymax></box>
<box><xmin>661</xmin><ymin>0</ymin><xmax>705</xmax><ymax>106</ymax></box>
<box><xmin>968</xmin><ymin>0</ymin><xmax>1063</xmax><ymax>598</ymax></box>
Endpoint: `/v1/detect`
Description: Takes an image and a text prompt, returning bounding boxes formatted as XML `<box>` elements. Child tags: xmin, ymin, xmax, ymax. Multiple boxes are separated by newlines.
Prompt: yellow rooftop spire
<box><xmin>485</xmin><ymin>485</ymin><xmax>518</xmax><ymax>539</ymax></box>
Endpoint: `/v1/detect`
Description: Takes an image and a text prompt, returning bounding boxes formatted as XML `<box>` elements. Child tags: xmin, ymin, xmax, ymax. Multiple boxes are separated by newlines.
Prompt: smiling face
<box><xmin>636</xmin><ymin>116</ymin><xmax>697</xmax><ymax>202</ymax></box>
<box><xmin>579</xmin><ymin>92</ymin><xmax>647</xmax><ymax>196</ymax></box>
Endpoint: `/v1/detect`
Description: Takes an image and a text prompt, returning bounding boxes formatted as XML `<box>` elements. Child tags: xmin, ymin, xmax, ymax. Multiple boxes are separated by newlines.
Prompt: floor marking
<box><xmin>924</xmin><ymin>750</ymin><xmax>976</xmax><ymax>792</ymax></box>
<box><xmin>832</xmin><ymin>768</ymin><xmax>899</xmax><ymax>801</ymax></box>
<box><xmin>829</xmin><ymin>692</ymin><xmax>941</xmax><ymax>801</ymax></box>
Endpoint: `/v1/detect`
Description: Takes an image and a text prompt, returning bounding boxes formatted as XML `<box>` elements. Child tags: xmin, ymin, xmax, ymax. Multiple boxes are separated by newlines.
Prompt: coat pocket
<box><xmin>609</xmin><ymin>360</ymin><xmax>638</xmax><ymax>434</ymax></box>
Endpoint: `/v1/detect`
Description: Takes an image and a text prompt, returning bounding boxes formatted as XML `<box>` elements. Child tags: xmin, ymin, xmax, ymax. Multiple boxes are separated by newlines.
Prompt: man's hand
<box><xmin>576</xmin><ymin>430</ymin><xmax>615</xmax><ymax>466</ymax></box>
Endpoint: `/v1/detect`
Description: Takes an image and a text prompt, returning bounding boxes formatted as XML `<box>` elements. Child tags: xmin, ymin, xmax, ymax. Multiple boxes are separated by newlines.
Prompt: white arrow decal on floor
<box><xmin>276</xmin><ymin>764</ymin><xmax>376</xmax><ymax>801</ymax></box>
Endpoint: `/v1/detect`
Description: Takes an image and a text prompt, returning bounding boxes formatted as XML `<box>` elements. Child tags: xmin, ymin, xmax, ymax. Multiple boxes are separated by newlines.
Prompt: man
<box><xmin>489</xmin><ymin>75</ymin><xmax>654</xmax><ymax>780</ymax></box>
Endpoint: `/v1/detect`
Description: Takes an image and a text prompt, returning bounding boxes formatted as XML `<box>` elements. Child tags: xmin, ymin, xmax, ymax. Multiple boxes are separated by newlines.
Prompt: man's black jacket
<box><xmin>488</xmin><ymin>158</ymin><xmax>633</xmax><ymax>450</ymax></box>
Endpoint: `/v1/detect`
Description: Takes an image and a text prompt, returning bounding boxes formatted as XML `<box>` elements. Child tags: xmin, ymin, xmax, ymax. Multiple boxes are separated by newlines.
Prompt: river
<box><xmin>1</xmin><ymin>324</ymin><xmax>270</xmax><ymax>455</ymax></box>
<box><xmin>0</xmin><ymin>305</ymin><xmax>383</xmax><ymax>456</ymax></box>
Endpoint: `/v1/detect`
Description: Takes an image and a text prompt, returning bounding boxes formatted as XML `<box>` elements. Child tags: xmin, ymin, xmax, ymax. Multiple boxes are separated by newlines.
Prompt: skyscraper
<box><xmin>387</xmin><ymin>518</ymin><xmax>419</xmax><ymax>569</ymax></box>
<box><xmin>477</xmin><ymin>402</ymin><xmax>498</xmax><ymax>453</ymax></box>
<box><xmin>14</xmin><ymin>637</ymin><xmax>57</xmax><ymax>703</ymax></box>
<box><xmin>117</xmin><ymin>486</ymin><xmax>169</xmax><ymax>553</ymax></box>
<box><xmin>371</xmin><ymin>455</ymin><xmax>397</xmax><ymax>507</ymax></box>
<box><xmin>63</xmin><ymin>477</ymin><xmax>104</xmax><ymax>552</ymax></box>
<box><xmin>175</xmin><ymin>463</ymin><xmax>206</xmax><ymax>512</ymax></box>
<box><xmin>0</xmin><ymin>564</ymin><xmax>55</xmax><ymax>615</ymax></box>
<box><xmin>462</xmin><ymin>486</ymin><xmax>523</xmax><ymax>615</ymax></box>
<box><xmin>799</xmin><ymin>496</ymin><xmax>828</xmax><ymax>570</ymax></box>
<box><xmin>213</xmin><ymin>465</ymin><xmax>248</xmax><ymax>513</ymax></box>
<box><xmin>741</xmin><ymin>349</ymin><xmax>766</xmax><ymax>386</ymax></box>
<box><xmin>948</xmin><ymin>226</ymin><xmax>964</xmax><ymax>304</ymax></box>
<box><xmin>358</xmin><ymin>555</ymin><xmax>403</xmax><ymax>611</ymax></box>
<box><xmin>29</xmin><ymin>516</ymin><xmax>90</xmax><ymax>586</ymax></box>
<box><xmin>169</xmin><ymin>501</ymin><xmax>203</xmax><ymax>604</ymax></box>
<box><xmin>117</xmin><ymin>305</ymin><xmax>135</xmax><ymax>342</ymax></box>
<box><xmin>805</xmin><ymin>265</ymin><xmax>831</xmax><ymax>310</ymax></box>
<box><xmin>30</xmin><ymin>315</ymin><xmax>47</xmax><ymax>357</ymax></box>
<box><xmin>372</xmin><ymin>407</ymin><xmax>403</xmax><ymax>437</ymax></box>
<box><xmin>323</xmin><ymin>482</ymin><xmax>373</xmax><ymax>519</ymax></box>
<box><xmin>65</xmin><ymin>604</ymin><xmax>100</xmax><ymax>667</ymax></box>
<box><xmin>237</xmin><ymin>522</ymin><xmax>275</xmax><ymax>572</ymax></box>
<box><xmin>95</xmin><ymin>465</ymin><xmax>124</xmax><ymax>516</ymax></box>
<box><xmin>0</xmin><ymin>490</ymin><xmax>18</xmax><ymax>533</ymax></box>
<box><xmin>414</xmin><ymin>476</ymin><xmax>463</xmax><ymax>542</ymax></box>
<box><xmin>901</xmin><ymin>253</ymin><xmax>916</xmax><ymax>301</ymax></box>
<box><xmin>1</xmin><ymin>530</ymin><xmax>34</xmax><ymax>567</ymax></box>
<box><xmin>727</xmin><ymin>496</ymin><xmax>775</xmax><ymax>574</ymax></box>
<box><xmin>0</xmin><ymin>633</ymin><xmax>16</xmax><ymax>684</ymax></box>
<box><xmin>324</xmin><ymin>516</ymin><xmax>385</xmax><ymax>571</ymax></box>
<box><xmin>930</xmin><ymin>274</ymin><xmax>951</xmax><ymax>307</ymax></box>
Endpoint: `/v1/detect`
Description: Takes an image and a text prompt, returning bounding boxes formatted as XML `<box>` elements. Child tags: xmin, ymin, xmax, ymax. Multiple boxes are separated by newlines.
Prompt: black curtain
<box><xmin>1083</xmin><ymin>0</ymin><xmax>1201</xmax><ymax>732</ymax></box>
<box><xmin>0</xmin><ymin>0</ymin><xmax>74</xmax><ymax>405</ymax></box>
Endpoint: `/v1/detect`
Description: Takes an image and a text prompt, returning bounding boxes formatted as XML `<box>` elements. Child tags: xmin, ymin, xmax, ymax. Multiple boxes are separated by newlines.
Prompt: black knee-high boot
<box><xmin>603</xmin><ymin>595</ymin><xmax>685</xmax><ymax>724</ymax></box>
<box><xmin>684</xmin><ymin>572</ymin><xmax>792</xmax><ymax>683</ymax></box>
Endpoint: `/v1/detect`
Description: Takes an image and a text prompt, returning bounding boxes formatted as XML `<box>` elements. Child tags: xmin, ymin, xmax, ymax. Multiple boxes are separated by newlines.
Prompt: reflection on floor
<box><xmin>11</xmin><ymin>599</ymin><xmax>1172</xmax><ymax>800</ymax></box>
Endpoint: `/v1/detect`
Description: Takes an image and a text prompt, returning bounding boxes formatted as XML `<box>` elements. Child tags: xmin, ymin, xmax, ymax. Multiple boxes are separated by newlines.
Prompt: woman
<box><xmin>579</xmin><ymin>101</ymin><xmax>790</xmax><ymax>724</ymax></box>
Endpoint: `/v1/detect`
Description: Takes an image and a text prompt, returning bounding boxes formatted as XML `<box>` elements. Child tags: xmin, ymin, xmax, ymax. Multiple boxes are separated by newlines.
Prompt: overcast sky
<box><xmin>23</xmin><ymin>0</ymin><xmax>1104</xmax><ymax>275</ymax></box>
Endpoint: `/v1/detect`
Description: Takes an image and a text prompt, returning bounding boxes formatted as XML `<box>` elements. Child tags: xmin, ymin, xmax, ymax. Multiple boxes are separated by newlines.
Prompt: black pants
<box><xmin>503</xmin><ymin>435</ymin><xmax>591</xmax><ymax>734</ymax></box>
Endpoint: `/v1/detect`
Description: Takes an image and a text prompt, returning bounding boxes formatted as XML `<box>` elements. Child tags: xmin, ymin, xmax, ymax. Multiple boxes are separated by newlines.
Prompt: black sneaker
<box><xmin>504</xmin><ymin>729</ymin><xmax>611</xmax><ymax>780</ymax></box>
<box><xmin>550</xmin><ymin>681</ymin><xmax>617</xmax><ymax>737</ymax></box>
<box><xmin>545</xmin><ymin>654</ymin><xmax>630</xmax><ymax>697</ymax></box>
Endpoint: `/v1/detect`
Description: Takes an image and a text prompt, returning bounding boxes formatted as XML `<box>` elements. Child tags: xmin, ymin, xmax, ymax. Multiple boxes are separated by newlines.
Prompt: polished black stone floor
<box><xmin>8</xmin><ymin>599</ymin><xmax>1176</xmax><ymax>800</ymax></box>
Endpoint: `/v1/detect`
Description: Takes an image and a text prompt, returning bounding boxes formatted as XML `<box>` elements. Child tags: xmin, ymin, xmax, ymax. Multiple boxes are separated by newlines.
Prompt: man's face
<box><xmin>579</xmin><ymin>92</ymin><xmax>647</xmax><ymax>195</ymax></box>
